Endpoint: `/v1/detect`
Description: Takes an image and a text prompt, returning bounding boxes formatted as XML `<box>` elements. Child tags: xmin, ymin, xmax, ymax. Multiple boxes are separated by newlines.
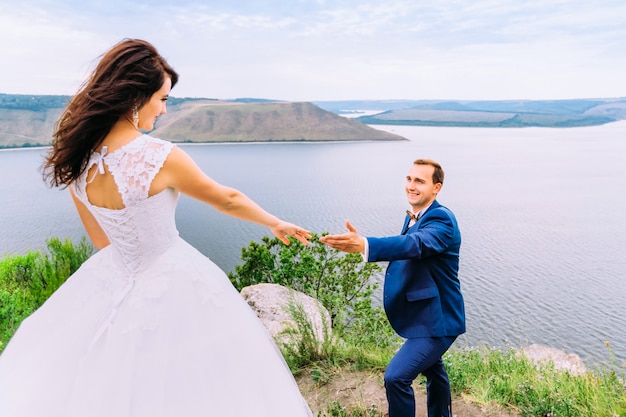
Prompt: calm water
<box><xmin>1</xmin><ymin>123</ymin><xmax>625</xmax><ymax>367</ymax></box>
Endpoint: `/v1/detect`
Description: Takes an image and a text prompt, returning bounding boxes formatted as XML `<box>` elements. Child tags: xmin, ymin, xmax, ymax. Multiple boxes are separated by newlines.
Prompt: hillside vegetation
<box><xmin>2</xmin><ymin>237</ymin><xmax>624</xmax><ymax>417</ymax></box>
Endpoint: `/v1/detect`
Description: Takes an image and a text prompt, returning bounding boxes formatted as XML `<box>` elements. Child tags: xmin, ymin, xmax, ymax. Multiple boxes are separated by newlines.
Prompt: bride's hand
<box><xmin>270</xmin><ymin>221</ymin><xmax>312</xmax><ymax>246</ymax></box>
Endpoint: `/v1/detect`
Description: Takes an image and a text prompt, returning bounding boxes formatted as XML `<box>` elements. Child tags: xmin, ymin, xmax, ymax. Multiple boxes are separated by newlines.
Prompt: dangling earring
<box><xmin>132</xmin><ymin>105</ymin><xmax>139</xmax><ymax>129</ymax></box>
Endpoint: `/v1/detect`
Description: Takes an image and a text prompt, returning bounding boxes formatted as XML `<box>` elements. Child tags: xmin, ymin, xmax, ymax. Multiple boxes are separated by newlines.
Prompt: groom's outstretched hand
<box><xmin>319</xmin><ymin>220</ymin><xmax>364</xmax><ymax>253</ymax></box>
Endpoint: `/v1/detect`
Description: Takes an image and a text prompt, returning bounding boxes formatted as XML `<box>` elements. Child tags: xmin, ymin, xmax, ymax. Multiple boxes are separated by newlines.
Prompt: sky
<box><xmin>1</xmin><ymin>0</ymin><xmax>625</xmax><ymax>102</ymax></box>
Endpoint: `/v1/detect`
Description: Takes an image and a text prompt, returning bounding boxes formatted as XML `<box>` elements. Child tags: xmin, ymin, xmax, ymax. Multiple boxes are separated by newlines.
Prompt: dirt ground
<box><xmin>296</xmin><ymin>369</ymin><xmax>520</xmax><ymax>417</ymax></box>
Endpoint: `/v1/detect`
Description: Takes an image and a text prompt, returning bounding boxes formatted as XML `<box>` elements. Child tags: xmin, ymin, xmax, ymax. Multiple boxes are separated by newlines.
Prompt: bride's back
<box><xmin>84</xmin><ymin>127</ymin><xmax>167</xmax><ymax>210</ymax></box>
<box><xmin>73</xmin><ymin>135</ymin><xmax>179</xmax><ymax>274</ymax></box>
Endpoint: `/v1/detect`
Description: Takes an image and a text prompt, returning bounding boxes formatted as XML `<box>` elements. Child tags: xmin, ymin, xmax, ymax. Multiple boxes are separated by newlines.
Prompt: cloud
<box><xmin>1</xmin><ymin>0</ymin><xmax>625</xmax><ymax>100</ymax></box>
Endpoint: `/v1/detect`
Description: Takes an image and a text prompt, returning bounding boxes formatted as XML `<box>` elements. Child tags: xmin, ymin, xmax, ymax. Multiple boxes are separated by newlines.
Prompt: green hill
<box><xmin>0</xmin><ymin>95</ymin><xmax>405</xmax><ymax>149</ymax></box>
<box><xmin>318</xmin><ymin>98</ymin><xmax>626</xmax><ymax>128</ymax></box>
<box><xmin>152</xmin><ymin>100</ymin><xmax>405</xmax><ymax>142</ymax></box>
<box><xmin>3</xmin><ymin>94</ymin><xmax>626</xmax><ymax>148</ymax></box>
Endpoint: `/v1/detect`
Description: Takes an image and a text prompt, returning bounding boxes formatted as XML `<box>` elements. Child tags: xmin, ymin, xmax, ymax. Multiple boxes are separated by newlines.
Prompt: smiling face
<box><xmin>405</xmin><ymin>163</ymin><xmax>442</xmax><ymax>212</ymax></box>
<box><xmin>137</xmin><ymin>76</ymin><xmax>172</xmax><ymax>131</ymax></box>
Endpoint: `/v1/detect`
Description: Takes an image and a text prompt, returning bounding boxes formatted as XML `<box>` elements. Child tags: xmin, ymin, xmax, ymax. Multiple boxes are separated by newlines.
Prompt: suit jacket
<box><xmin>367</xmin><ymin>200</ymin><xmax>466</xmax><ymax>339</ymax></box>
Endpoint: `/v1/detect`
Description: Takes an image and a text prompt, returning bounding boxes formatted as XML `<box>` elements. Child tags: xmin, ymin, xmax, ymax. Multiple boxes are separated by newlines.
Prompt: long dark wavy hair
<box><xmin>43</xmin><ymin>39</ymin><xmax>179</xmax><ymax>187</ymax></box>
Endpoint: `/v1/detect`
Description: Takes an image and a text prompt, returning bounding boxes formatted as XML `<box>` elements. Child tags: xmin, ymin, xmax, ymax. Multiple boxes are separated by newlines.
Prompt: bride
<box><xmin>0</xmin><ymin>38</ymin><xmax>313</xmax><ymax>416</ymax></box>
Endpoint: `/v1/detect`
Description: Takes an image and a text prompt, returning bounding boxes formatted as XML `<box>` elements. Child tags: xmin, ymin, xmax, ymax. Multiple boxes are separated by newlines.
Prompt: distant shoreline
<box><xmin>0</xmin><ymin>138</ymin><xmax>400</xmax><ymax>151</ymax></box>
<box><xmin>5</xmin><ymin>119</ymin><xmax>626</xmax><ymax>151</ymax></box>
<box><xmin>4</xmin><ymin>95</ymin><xmax>625</xmax><ymax>148</ymax></box>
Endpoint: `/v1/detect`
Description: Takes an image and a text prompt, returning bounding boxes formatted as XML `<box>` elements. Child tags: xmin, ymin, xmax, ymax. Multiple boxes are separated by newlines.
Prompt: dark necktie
<box><xmin>409</xmin><ymin>210</ymin><xmax>422</xmax><ymax>225</ymax></box>
<box><xmin>403</xmin><ymin>210</ymin><xmax>418</xmax><ymax>234</ymax></box>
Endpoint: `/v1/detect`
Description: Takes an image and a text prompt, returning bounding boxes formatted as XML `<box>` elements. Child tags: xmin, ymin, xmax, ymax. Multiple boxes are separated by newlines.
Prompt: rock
<box><xmin>241</xmin><ymin>283</ymin><xmax>332</xmax><ymax>348</ymax></box>
<box><xmin>520</xmin><ymin>344</ymin><xmax>586</xmax><ymax>376</ymax></box>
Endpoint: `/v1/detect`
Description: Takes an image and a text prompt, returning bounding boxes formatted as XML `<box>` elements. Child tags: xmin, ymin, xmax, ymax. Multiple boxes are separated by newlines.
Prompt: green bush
<box><xmin>0</xmin><ymin>237</ymin><xmax>92</xmax><ymax>347</ymax></box>
<box><xmin>228</xmin><ymin>233</ymin><xmax>399</xmax><ymax>349</ymax></box>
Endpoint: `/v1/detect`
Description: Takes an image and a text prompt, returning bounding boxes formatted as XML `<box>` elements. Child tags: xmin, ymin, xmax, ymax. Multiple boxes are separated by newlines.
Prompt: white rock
<box><xmin>521</xmin><ymin>344</ymin><xmax>586</xmax><ymax>376</ymax></box>
<box><xmin>241</xmin><ymin>283</ymin><xmax>332</xmax><ymax>348</ymax></box>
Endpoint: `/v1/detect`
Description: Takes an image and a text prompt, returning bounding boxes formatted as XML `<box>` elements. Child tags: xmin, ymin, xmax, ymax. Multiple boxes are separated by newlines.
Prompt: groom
<box><xmin>320</xmin><ymin>158</ymin><xmax>465</xmax><ymax>417</ymax></box>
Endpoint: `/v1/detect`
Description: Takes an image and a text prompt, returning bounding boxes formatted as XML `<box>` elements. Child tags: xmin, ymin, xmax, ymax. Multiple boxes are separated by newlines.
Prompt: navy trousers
<box><xmin>384</xmin><ymin>336</ymin><xmax>457</xmax><ymax>417</ymax></box>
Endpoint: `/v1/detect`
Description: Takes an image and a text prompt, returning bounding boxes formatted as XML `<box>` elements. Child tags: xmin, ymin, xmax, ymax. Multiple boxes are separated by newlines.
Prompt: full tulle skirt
<box><xmin>0</xmin><ymin>238</ymin><xmax>312</xmax><ymax>416</ymax></box>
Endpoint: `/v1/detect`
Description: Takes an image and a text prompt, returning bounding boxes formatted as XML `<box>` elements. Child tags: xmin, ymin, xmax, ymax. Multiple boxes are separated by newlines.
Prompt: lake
<box><xmin>1</xmin><ymin>122</ymin><xmax>625</xmax><ymax>368</ymax></box>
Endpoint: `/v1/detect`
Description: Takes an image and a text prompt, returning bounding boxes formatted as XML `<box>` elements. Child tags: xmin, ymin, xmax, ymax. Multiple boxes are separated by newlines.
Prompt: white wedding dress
<box><xmin>0</xmin><ymin>135</ymin><xmax>312</xmax><ymax>417</ymax></box>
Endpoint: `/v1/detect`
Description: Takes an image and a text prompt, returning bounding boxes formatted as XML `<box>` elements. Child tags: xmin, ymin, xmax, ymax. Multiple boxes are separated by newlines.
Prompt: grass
<box><xmin>444</xmin><ymin>345</ymin><xmax>626</xmax><ymax>417</ymax></box>
<box><xmin>0</xmin><ymin>237</ymin><xmax>92</xmax><ymax>349</ymax></box>
<box><xmin>289</xmin><ymin>341</ymin><xmax>625</xmax><ymax>416</ymax></box>
<box><xmin>283</xmin><ymin>296</ymin><xmax>626</xmax><ymax>417</ymax></box>
<box><xmin>322</xmin><ymin>401</ymin><xmax>383</xmax><ymax>417</ymax></box>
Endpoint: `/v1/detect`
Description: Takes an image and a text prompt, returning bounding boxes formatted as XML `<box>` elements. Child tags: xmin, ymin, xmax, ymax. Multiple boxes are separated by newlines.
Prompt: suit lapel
<box><xmin>401</xmin><ymin>214</ymin><xmax>411</xmax><ymax>234</ymax></box>
<box><xmin>402</xmin><ymin>200</ymin><xmax>440</xmax><ymax>234</ymax></box>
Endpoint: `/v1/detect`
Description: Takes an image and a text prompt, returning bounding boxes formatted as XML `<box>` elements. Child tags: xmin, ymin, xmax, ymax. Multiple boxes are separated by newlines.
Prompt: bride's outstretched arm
<box><xmin>156</xmin><ymin>146</ymin><xmax>311</xmax><ymax>246</ymax></box>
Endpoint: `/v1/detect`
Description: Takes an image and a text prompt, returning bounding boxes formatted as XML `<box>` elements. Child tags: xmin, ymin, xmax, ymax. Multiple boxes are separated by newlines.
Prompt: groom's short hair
<box><xmin>414</xmin><ymin>159</ymin><xmax>444</xmax><ymax>185</ymax></box>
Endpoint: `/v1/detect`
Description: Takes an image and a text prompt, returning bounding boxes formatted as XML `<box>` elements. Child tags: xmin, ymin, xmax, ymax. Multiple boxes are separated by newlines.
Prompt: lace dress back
<box><xmin>72</xmin><ymin>135</ymin><xmax>178</xmax><ymax>276</ymax></box>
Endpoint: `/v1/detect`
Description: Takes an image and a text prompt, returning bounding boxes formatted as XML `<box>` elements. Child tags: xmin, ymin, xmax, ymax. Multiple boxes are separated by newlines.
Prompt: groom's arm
<box><xmin>368</xmin><ymin>210</ymin><xmax>456</xmax><ymax>262</ymax></box>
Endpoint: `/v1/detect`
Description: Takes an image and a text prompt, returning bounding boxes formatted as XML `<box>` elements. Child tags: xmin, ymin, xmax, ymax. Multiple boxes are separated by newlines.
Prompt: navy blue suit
<box><xmin>367</xmin><ymin>200</ymin><xmax>465</xmax><ymax>417</ymax></box>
